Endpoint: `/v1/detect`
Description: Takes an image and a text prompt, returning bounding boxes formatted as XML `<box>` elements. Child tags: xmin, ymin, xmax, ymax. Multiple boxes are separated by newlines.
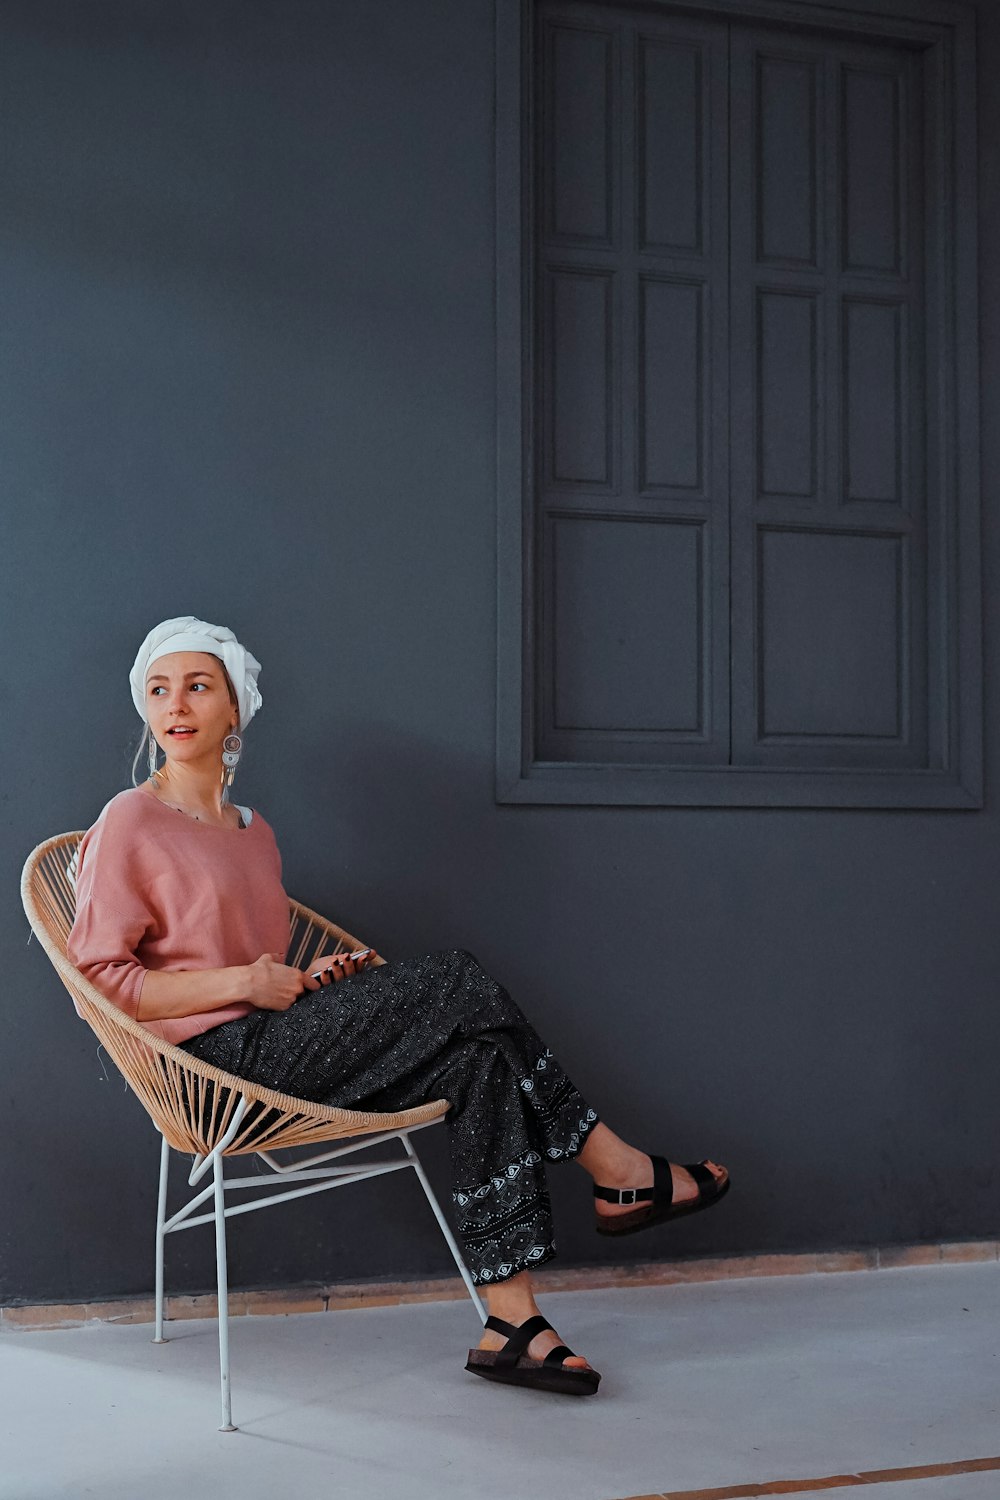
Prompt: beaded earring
<box><xmin>147</xmin><ymin>726</ymin><xmax>159</xmax><ymax>781</ymax></box>
<box><xmin>221</xmin><ymin>730</ymin><xmax>242</xmax><ymax>806</ymax></box>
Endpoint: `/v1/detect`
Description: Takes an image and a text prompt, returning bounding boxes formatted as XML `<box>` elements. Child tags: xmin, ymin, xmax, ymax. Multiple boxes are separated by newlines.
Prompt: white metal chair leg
<box><xmin>402</xmin><ymin>1135</ymin><xmax>487</xmax><ymax>1323</ymax></box>
<box><xmin>152</xmin><ymin>1119</ymin><xmax>485</xmax><ymax>1429</ymax></box>
<box><xmin>213</xmin><ymin>1153</ymin><xmax>237</xmax><ymax>1432</ymax></box>
<box><xmin>152</xmin><ymin>1134</ymin><xmax>170</xmax><ymax>1344</ymax></box>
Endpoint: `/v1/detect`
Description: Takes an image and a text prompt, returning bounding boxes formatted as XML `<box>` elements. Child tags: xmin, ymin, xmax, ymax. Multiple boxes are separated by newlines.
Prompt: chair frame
<box><xmin>21</xmin><ymin>831</ymin><xmax>487</xmax><ymax>1431</ymax></box>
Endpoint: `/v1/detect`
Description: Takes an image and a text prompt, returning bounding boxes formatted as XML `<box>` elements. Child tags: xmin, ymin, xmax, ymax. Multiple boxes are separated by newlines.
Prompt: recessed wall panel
<box><xmin>546</xmin><ymin>24</ymin><xmax>613</xmax><ymax>244</ymax></box>
<box><xmin>842</xmin><ymin>67</ymin><xmax>900</xmax><ymax>274</ymax></box>
<box><xmin>548</xmin><ymin>269</ymin><xmax>613</xmax><ymax>485</ymax></box>
<box><xmin>552</xmin><ymin>515</ymin><xmax>703</xmax><ymax>732</ymax></box>
<box><xmin>639</xmin><ymin>39</ymin><xmax>703</xmax><ymax>253</ymax></box>
<box><xmin>757</xmin><ymin>291</ymin><xmax>817</xmax><ymax>497</ymax></box>
<box><xmin>640</xmin><ymin>278</ymin><xmax>702</xmax><ymax>491</ymax></box>
<box><xmin>756</xmin><ymin>55</ymin><xmax>818</xmax><ymax>265</ymax></box>
<box><xmin>844</xmin><ymin>300</ymin><xmax>902</xmax><ymax>503</ymax></box>
<box><xmin>758</xmin><ymin>529</ymin><xmax>901</xmax><ymax>738</ymax></box>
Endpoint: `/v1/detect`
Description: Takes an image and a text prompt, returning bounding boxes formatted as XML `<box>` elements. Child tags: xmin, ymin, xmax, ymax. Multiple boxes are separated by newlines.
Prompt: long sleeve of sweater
<box><xmin>67</xmin><ymin>799</ymin><xmax>155</xmax><ymax>1019</ymax></box>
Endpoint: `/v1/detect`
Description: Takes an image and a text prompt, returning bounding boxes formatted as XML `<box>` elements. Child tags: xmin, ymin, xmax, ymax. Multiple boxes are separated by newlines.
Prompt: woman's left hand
<box><xmin>301</xmin><ymin>949</ymin><xmax>380</xmax><ymax>990</ymax></box>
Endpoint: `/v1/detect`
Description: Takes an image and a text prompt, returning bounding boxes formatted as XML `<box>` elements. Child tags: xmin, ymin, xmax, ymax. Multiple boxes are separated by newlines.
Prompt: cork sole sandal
<box><xmin>594</xmin><ymin>1155</ymin><xmax>730</xmax><ymax>1236</ymax></box>
<box><xmin>465</xmin><ymin>1313</ymin><xmax>601</xmax><ymax>1396</ymax></box>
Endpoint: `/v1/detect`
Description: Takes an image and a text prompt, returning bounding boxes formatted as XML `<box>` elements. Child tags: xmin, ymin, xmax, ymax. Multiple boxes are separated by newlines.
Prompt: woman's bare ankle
<box><xmin>576</xmin><ymin>1122</ymin><xmax>650</xmax><ymax>1187</ymax></box>
<box><xmin>484</xmin><ymin>1270</ymin><xmax>537</xmax><ymax>1325</ymax></box>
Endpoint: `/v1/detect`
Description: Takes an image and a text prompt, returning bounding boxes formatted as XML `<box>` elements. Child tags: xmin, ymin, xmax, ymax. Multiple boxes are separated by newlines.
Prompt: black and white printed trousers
<box><xmin>181</xmin><ymin>947</ymin><xmax>600</xmax><ymax>1286</ymax></box>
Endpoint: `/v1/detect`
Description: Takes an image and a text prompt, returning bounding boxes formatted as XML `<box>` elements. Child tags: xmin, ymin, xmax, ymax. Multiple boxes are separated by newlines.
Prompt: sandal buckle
<box><xmin>618</xmin><ymin>1188</ymin><xmax>637</xmax><ymax>1205</ymax></box>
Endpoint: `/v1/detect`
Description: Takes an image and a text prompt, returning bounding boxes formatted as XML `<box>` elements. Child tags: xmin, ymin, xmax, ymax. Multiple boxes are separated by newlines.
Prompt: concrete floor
<box><xmin>0</xmin><ymin>1261</ymin><xmax>997</xmax><ymax>1500</ymax></box>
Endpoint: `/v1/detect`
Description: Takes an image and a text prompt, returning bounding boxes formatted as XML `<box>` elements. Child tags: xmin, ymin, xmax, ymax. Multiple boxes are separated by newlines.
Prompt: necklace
<box><xmin>146</xmin><ymin>778</ymin><xmax>241</xmax><ymax>828</ymax></box>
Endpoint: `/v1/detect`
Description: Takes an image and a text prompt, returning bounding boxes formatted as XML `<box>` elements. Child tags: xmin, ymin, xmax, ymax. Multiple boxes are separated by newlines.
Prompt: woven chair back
<box><xmin>20</xmin><ymin>832</ymin><xmax>448</xmax><ymax>1155</ymax></box>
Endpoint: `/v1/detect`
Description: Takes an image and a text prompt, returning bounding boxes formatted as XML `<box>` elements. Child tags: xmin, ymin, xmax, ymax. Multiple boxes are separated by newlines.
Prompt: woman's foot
<box><xmin>593</xmin><ymin>1154</ymin><xmax>729</xmax><ymax>1222</ymax></box>
<box><xmin>576</xmin><ymin>1124</ymin><xmax>728</xmax><ymax>1221</ymax></box>
<box><xmin>476</xmin><ymin>1319</ymin><xmax>592</xmax><ymax>1370</ymax></box>
<box><xmin>480</xmin><ymin>1272</ymin><xmax>594</xmax><ymax>1372</ymax></box>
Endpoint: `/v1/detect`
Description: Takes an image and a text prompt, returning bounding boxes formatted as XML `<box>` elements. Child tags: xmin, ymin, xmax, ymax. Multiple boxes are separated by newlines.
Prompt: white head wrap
<box><xmin>129</xmin><ymin>615</ymin><xmax>263</xmax><ymax>732</ymax></box>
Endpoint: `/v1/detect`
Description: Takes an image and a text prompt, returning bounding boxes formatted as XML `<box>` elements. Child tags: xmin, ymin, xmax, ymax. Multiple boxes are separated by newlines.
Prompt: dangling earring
<box><xmin>147</xmin><ymin>726</ymin><xmax>159</xmax><ymax>782</ymax></box>
<box><xmin>221</xmin><ymin>729</ymin><xmax>242</xmax><ymax>806</ymax></box>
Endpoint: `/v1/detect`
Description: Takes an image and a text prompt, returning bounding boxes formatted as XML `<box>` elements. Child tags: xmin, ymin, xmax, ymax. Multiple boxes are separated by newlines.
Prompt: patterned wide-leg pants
<box><xmin>180</xmin><ymin>947</ymin><xmax>600</xmax><ymax>1285</ymax></box>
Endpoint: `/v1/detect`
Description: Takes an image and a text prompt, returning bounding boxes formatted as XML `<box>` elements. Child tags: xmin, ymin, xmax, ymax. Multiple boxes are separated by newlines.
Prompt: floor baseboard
<box><xmin>2</xmin><ymin>1239</ymin><xmax>997</xmax><ymax>1331</ymax></box>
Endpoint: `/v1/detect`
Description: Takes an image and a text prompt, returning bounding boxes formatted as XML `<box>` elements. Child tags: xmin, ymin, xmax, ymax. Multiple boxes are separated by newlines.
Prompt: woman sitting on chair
<box><xmin>67</xmin><ymin>614</ymin><xmax>730</xmax><ymax>1398</ymax></box>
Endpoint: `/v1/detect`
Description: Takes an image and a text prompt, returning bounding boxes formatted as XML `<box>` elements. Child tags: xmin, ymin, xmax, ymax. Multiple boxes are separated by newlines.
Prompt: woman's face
<box><xmin>145</xmin><ymin>651</ymin><xmax>237</xmax><ymax>770</ymax></box>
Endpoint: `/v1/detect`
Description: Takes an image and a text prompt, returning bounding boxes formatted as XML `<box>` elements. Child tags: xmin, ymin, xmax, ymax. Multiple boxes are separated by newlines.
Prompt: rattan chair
<box><xmin>20</xmin><ymin>831</ymin><xmax>486</xmax><ymax>1431</ymax></box>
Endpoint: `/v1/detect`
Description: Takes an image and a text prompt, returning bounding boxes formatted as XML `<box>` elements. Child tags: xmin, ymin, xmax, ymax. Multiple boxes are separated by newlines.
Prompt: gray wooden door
<box><xmin>728</xmin><ymin>27</ymin><xmax>927</xmax><ymax>769</ymax></box>
<box><xmin>518</xmin><ymin>0</ymin><xmax>974</xmax><ymax>806</ymax></box>
<box><xmin>535</xmin><ymin>6</ymin><xmax>730</xmax><ymax>766</ymax></box>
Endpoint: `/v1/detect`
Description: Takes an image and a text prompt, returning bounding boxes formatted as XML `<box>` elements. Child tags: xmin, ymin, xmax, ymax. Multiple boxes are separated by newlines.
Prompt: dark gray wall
<box><xmin>2</xmin><ymin>0</ymin><xmax>998</xmax><ymax>1306</ymax></box>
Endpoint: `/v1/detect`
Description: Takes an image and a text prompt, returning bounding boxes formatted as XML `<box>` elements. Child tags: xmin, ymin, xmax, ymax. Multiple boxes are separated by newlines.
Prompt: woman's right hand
<box><xmin>245</xmin><ymin>952</ymin><xmax>306</xmax><ymax>1011</ymax></box>
<box><xmin>300</xmin><ymin>948</ymin><xmax>379</xmax><ymax>991</ymax></box>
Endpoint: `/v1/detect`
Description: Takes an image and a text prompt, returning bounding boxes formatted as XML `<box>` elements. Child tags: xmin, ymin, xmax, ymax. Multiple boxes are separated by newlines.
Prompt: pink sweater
<box><xmin>66</xmin><ymin>785</ymin><xmax>292</xmax><ymax>1046</ymax></box>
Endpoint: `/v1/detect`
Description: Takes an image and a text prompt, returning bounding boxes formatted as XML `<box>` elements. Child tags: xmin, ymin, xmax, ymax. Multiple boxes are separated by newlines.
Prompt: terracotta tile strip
<box><xmin>655</xmin><ymin>1478</ymin><xmax>858</xmax><ymax>1499</ymax></box>
<box><xmin>2</xmin><ymin>1241</ymin><xmax>997</xmax><ymax>1332</ymax></box>
<box><xmin>610</xmin><ymin>1453</ymin><xmax>1000</xmax><ymax>1500</ymax></box>
<box><xmin>858</xmin><ymin>1456</ymin><xmax>1000</xmax><ymax>1482</ymax></box>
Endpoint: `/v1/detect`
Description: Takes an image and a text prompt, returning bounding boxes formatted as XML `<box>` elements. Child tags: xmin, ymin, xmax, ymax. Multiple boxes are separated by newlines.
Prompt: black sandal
<box><xmin>594</xmin><ymin>1156</ymin><xmax>730</xmax><ymax>1237</ymax></box>
<box><xmin>465</xmin><ymin>1313</ymin><xmax>601</xmax><ymax>1396</ymax></box>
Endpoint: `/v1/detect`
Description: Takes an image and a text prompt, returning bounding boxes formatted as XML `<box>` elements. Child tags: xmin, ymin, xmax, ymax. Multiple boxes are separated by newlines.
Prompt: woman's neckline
<box><xmin>137</xmin><ymin>779</ymin><xmax>250</xmax><ymax>831</ymax></box>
